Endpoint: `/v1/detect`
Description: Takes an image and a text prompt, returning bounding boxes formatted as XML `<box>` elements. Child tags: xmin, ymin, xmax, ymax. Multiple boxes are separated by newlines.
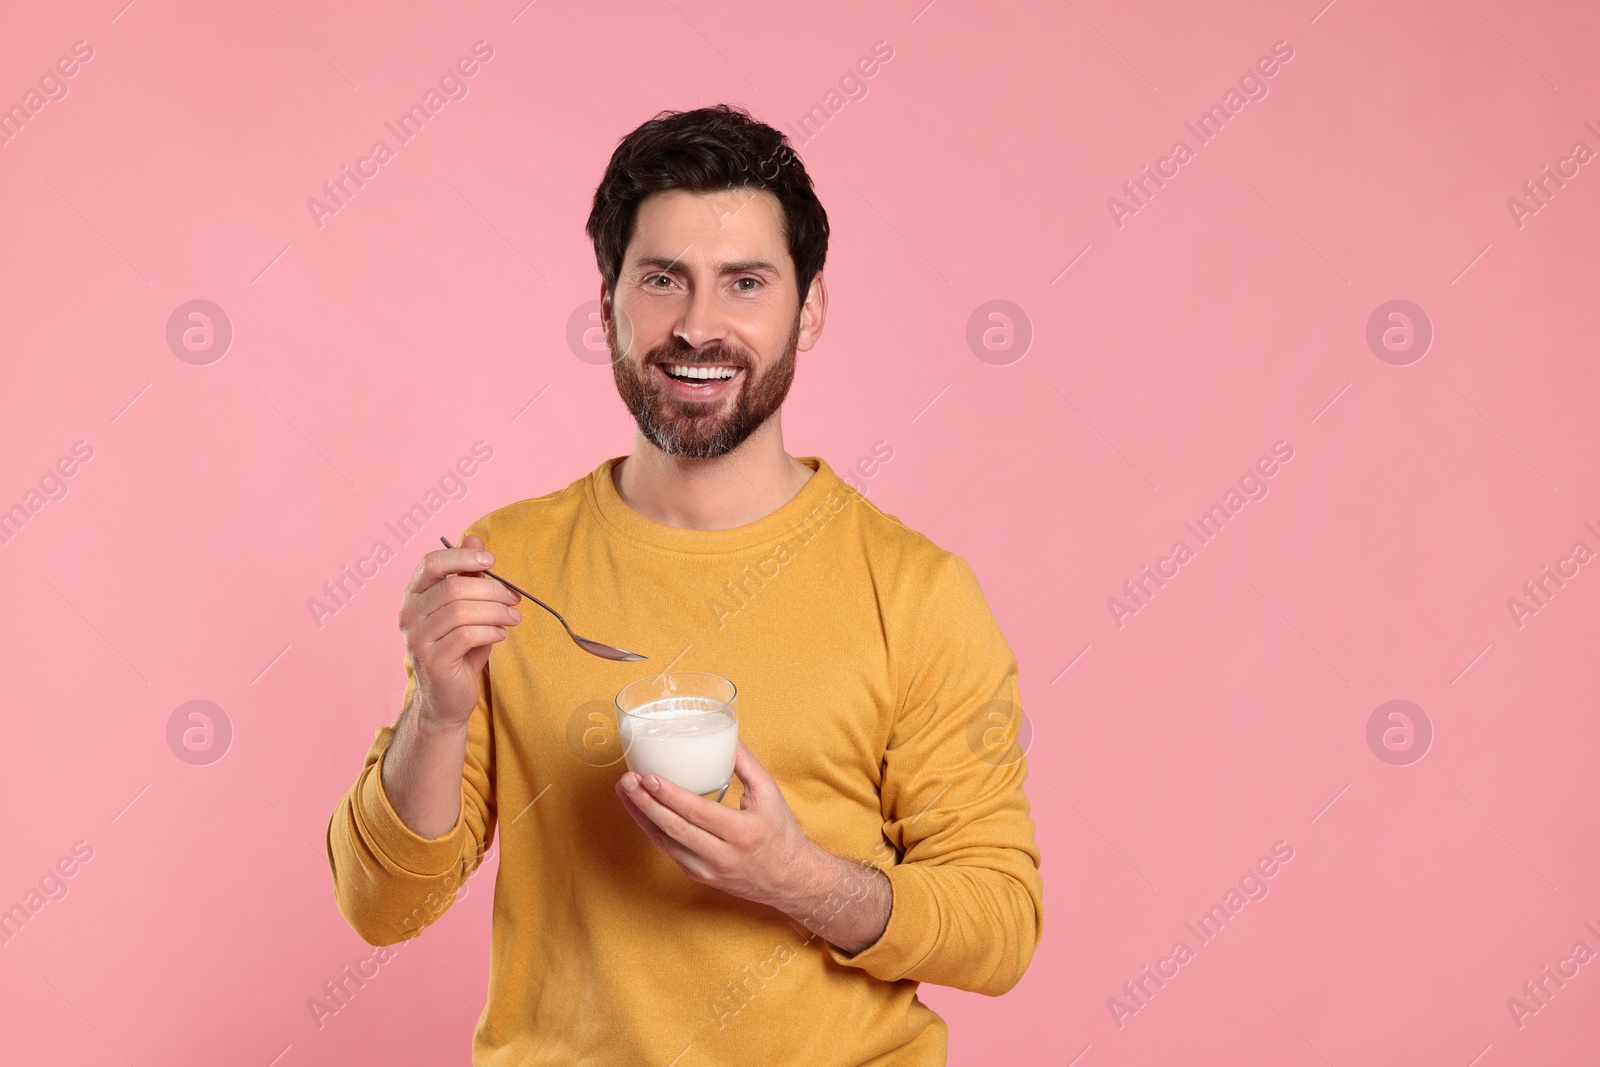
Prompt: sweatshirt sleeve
<box><xmin>325</xmin><ymin>649</ymin><xmax>497</xmax><ymax>947</ymax></box>
<box><xmin>825</xmin><ymin>552</ymin><xmax>1044</xmax><ymax>996</ymax></box>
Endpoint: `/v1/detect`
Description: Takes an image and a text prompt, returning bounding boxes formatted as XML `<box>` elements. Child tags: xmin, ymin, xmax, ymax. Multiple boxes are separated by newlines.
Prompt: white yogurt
<box><xmin>619</xmin><ymin>696</ymin><xmax>737</xmax><ymax>795</ymax></box>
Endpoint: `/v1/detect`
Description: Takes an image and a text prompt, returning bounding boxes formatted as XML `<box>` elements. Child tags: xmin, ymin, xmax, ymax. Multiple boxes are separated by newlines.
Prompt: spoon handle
<box><xmin>438</xmin><ymin>537</ymin><xmax>571</xmax><ymax>632</ymax></box>
<box><xmin>439</xmin><ymin>537</ymin><xmax>646</xmax><ymax>661</ymax></box>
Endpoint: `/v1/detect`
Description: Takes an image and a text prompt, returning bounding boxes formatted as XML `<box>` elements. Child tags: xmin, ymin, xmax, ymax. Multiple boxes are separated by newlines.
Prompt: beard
<box><xmin>609</xmin><ymin>307</ymin><xmax>801</xmax><ymax>460</ymax></box>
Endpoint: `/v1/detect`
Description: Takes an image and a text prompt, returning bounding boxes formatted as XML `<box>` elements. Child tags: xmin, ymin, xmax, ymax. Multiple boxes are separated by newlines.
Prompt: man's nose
<box><xmin>674</xmin><ymin>274</ymin><xmax>730</xmax><ymax>351</ymax></box>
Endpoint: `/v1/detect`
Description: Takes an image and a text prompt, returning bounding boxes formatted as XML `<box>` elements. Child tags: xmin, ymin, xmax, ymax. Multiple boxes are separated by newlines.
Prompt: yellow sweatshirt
<box><xmin>326</xmin><ymin>455</ymin><xmax>1044</xmax><ymax>1066</ymax></box>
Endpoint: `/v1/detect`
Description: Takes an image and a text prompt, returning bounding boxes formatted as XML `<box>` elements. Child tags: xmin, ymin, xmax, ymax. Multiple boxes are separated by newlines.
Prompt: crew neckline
<box><xmin>586</xmin><ymin>454</ymin><xmax>843</xmax><ymax>556</ymax></box>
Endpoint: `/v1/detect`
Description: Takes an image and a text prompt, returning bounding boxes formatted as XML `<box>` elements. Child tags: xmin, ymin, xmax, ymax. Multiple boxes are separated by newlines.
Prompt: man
<box><xmin>326</xmin><ymin>103</ymin><xmax>1043</xmax><ymax>1065</ymax></box>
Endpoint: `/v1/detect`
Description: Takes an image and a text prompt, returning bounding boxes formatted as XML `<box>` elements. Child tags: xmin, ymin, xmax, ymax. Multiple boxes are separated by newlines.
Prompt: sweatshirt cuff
<box><xmin>355</xmin><ymin>742</ymin><xmax>468</xmax><ymax>877</ymax></box>
<box><xmin>824</xmin><ymin>862</ymin><xmax>938</xmax><ymax>981</ymax></box>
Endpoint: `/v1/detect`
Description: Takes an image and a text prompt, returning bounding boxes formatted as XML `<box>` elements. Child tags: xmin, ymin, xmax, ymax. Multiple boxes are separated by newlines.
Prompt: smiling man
<box><xmin>326</xmin><ymin>104</ymin><xmax>1043</xmax><ymax>1066</ymax></box>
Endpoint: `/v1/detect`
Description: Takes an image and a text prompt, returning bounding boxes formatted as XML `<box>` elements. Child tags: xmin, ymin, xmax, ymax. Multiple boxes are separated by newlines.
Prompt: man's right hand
<box><xmin>399</xmin><ymin>533</ymin><xmax>523</xmax><ymax>730</ymax></box>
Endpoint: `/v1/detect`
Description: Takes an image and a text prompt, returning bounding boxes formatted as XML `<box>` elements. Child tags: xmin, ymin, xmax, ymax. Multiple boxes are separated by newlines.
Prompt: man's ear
<box><xmin>599</xmin><ymin>283</ymin><xmax>615</xmax><ymax>337</ymax></box>
<box><xmin>796</xmin><ymin>272</ymin><xmax>828</xmax><ymax>353</ymax></box>
<box><xmin>599</xmin><ymin>283</ymin><xmax>633</xmax><ymax>363</ymax></box>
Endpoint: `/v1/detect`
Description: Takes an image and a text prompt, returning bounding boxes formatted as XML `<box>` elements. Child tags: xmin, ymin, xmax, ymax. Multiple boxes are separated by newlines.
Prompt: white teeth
<box><xmin>665</xmin><ymin>364</ymin><xmax>736</xmax><ymax>380</ymax></box>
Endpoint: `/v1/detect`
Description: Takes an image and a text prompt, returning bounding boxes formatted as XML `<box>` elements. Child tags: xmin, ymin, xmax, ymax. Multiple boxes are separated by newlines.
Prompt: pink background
<box><xmin>2</xmin><ymin>0</ymin><xmax>1598</xmax><ymax>1064</ymax></box>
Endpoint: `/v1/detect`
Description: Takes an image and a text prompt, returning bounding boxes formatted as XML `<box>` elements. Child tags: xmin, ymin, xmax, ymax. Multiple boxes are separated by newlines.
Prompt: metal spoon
<box><xmin>440</xmin><ymin>537</ymin><xmax>647</xmax><ymax>661</ymax></box>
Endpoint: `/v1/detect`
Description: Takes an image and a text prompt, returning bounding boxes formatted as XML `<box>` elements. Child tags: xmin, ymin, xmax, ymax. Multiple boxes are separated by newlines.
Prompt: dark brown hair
<box><xmin>586</xmin><ymin>104</ymin><xmax>829</xmax><ymax>309</ymax></box>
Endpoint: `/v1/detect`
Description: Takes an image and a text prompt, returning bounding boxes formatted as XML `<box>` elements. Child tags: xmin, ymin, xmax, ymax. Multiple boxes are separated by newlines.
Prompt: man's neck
<box><xmin>613</xmin><ymin>421</ymin><xmax>815</xmax><ymax>531</ymax></box>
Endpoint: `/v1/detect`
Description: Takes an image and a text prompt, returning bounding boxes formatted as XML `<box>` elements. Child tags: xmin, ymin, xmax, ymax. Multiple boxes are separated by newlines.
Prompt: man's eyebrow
<box><xmin>631</xmin><ymin>255</ymin><xmax>782</xmax><ymax>276</ymax></box>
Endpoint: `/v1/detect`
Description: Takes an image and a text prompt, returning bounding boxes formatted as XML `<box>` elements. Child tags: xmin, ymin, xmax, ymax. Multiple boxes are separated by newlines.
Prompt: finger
<box><xmin>415</xmin><ymin>594</ymin><xmax>520</xmax><ymax>650</ymax></box>
<box><xmin>409</xmin><ymin>537</ymin><xmax>498</xmax><ymax>598</ymax></box>
<box><xmin>614</xmin><ymin>780</ymin><xmax>669</xmax><ymax>844</ymax></box>
<box><xmin>422</xmin><ymin>621</ymin><xmax>510</xmax><ymax>664</ymax></box>
<box><xmin>641</xmin><ymin>770</ymin><xmax>747</xmax><ymax>838</ymax></box>
<box><xmin>624</xmin><ymin>774</ymin><xmax>732</xmax><ymax>851</ymax></box>
<box><xmin>413</xmin><ymin>573</ymin><xmax>520</xmax><ymax>620</ymax></box>
<box><xmin>615</xmin><ymin>781</ymin><xmax>705</xmax><ymax>867</ymax></box>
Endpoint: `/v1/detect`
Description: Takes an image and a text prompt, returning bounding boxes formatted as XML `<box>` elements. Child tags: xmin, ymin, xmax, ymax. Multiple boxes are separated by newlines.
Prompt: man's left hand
<box><xmin>615</xmin><ymin>739</ymin><xmax>895</xmax><ymax>955</ymax></box>
<box><xmin>613</xmin><ymin>740</ymin><xmax>814</xmax><ymax>912</ymax></box>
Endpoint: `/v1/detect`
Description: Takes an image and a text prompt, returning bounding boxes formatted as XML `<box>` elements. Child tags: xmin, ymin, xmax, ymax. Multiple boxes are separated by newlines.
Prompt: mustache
<box><xmin>644</xmin><ymin>340</ymin><xmax>750</xmax><ymax>367</ymax></box>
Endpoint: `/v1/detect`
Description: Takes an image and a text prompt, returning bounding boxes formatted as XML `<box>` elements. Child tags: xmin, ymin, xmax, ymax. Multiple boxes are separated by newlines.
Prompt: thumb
<box><xmin>458</xmin><ymin>533</ymin><xmax>487</xmax><ymax>577</ymax></box>
<box><xmin>732</xmin><ymin>741</ymin><xmax>773</xmax><ymax>805</ymax></box>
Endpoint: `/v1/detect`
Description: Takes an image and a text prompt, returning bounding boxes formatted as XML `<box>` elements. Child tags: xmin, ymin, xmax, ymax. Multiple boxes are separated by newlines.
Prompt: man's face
<box><xmin>603</xmin><ymin>187</ymin><xmax>824</xmax><ymax>459</ymax></box>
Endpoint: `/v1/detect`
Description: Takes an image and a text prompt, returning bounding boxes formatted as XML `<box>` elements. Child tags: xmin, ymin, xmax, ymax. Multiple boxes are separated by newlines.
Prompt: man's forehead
<box><xmin>628</xmin><ymin>187</ymin><xmax>786</xmax><ymax>266</ymax></box>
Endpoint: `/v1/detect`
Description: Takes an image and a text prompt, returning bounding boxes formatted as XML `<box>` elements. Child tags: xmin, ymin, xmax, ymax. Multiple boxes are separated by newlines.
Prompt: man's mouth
<box><xmin>651</xmin><ymin>361</ymin><xmax>744</xmax><ymax>400</ymax></box>
<box><xmin>659</xmin><ymin>363</ymin><xmax>740</xmax><ymax>384</ymax></box>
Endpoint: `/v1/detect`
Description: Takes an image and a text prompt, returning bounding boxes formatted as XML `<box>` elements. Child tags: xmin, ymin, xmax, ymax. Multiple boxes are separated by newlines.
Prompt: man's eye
<box><xmin>734</xmin><ymin>278</ymin><xmax>760</xmax><ymax>291</ymax></box>
<box><xmin>646</xmin><ymin>275</ymin><xmax>674</xmax><ymax>288</ymax></box>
